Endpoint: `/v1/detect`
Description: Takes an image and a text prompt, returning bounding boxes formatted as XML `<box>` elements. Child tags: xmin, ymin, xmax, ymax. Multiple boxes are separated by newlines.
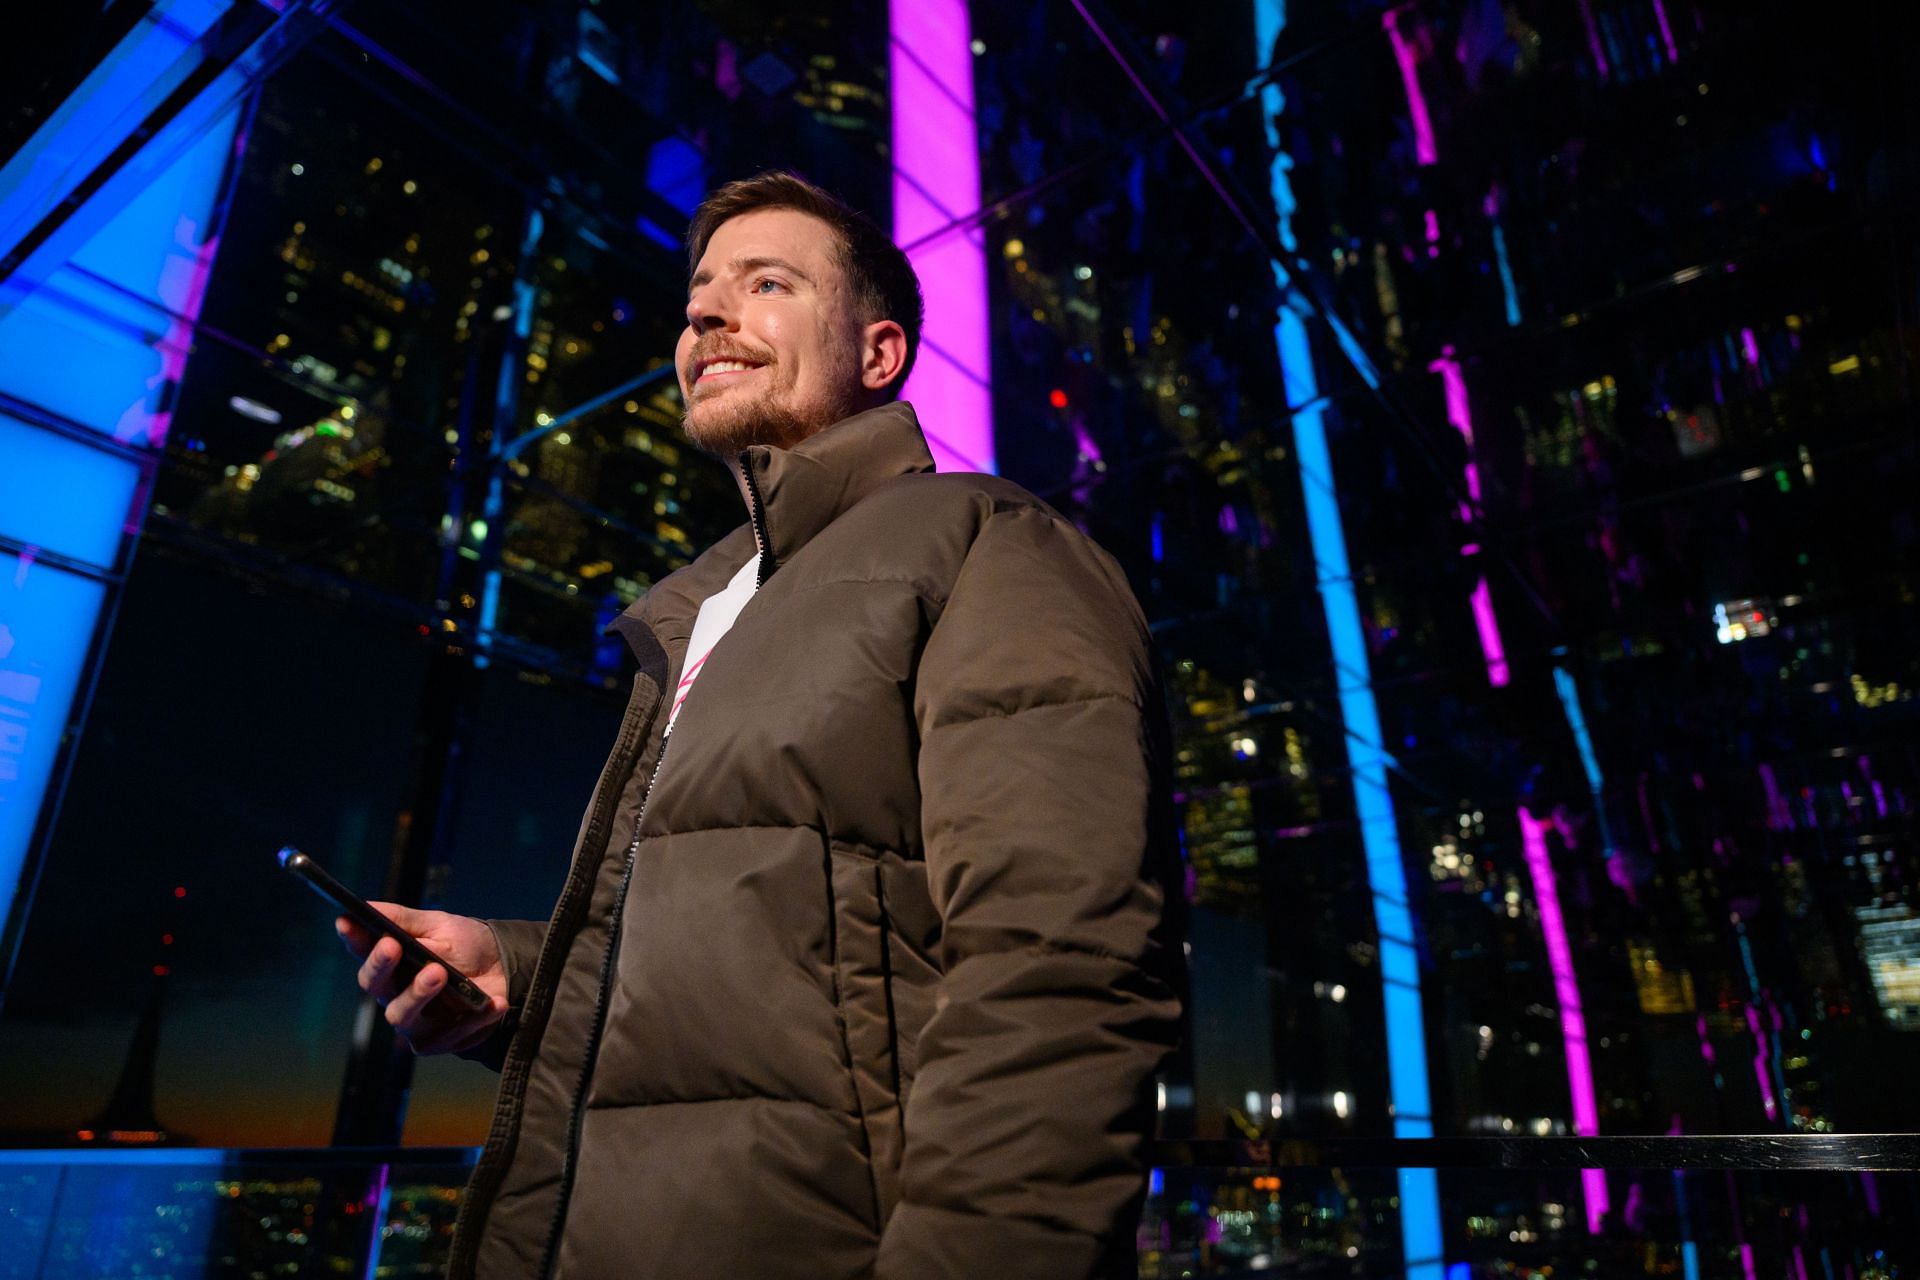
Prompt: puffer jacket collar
<box><xmin>742</xmin><ymin>399</ymin><xmax>936</xmax><ymax>575</ymax></box>
<box><xmin>608</xmin><ymin>400</ymin><xmax>936</xmax><ymax>659</ymax></box>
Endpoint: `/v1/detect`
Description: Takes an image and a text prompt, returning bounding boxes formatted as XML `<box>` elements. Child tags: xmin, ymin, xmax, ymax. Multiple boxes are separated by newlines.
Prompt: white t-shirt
<box><xmin>664</xmin><ymin>555</ymin><xmax>759</xmax><ymax>735</ymax></box>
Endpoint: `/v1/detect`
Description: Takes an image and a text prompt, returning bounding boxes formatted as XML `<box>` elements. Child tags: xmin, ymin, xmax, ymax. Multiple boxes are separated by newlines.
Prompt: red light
<box><xmin>152</xmin><ymin>964</ymin><xmax>170</xmax><ymax>977</ymax></box>
<box><xmin>1048</xmin><ymin>388</ymin><xmax>1068</xmax><ymax>409</ymax></box>
<box><xmin>161</xmin><ymin>933</ymin><xmax>174</xmax><ymax>946</ymax></box>
<box><xmin>76</xmin><ymin>1129</ymin><xmax>95</xmax><ymax>1142</ymax></box>
<box><xmin>173</xmin><ymin>886</ymin><xmax>186</xmax><ymax>899</ymax></box>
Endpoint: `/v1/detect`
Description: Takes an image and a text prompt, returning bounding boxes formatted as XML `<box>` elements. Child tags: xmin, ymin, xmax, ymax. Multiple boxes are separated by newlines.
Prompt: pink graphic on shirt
<box><xmin>669</xmin><ymin>651</ymin><xmax>714</xmax><ymax>725</ymax></box>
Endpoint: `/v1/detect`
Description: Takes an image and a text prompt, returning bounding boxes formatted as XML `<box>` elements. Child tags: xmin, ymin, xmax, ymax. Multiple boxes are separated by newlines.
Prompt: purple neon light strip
<box><xmin>1431</xmin><ymin>350</ymin><xmax>1509</xmax><ymax>685</ymax></box>
<box><xmin>1429</xmin><ymin>349</ymin><xmax>1481</xmax><ymax>500</ymax></box>
<box><xmin>1651</xmin><ymin>0</ymin><xmax>1680</xmax><ymax>62</ymax></box>
<box><xmin>1382</xmin><ymin>9</ymin><xmax>1438</xmax><ymax>166</ymax></box>
<box><xmin>1471</xmin><ymin>578</ymin><xmax>1511</xmax><ymax>687</ymax></box>
<box><xmin>1519</xmin><ymin>807</ymin><xmax>1608</xmax><ymax>1233</ymax></box>
<box><xmin>1577</xmin><ymin>0</ymin><xmax>1612</xmax><ymax>80</ymax></box>
<box><xmin>889</xmin><ymin>0</ymin><xmax>993</xmax><ymax>474</ymax></box>
<box><xmin>1745</xmin><ymin>1005</ymin><xmax>1780</xmax><ymax>1122</ymax></box>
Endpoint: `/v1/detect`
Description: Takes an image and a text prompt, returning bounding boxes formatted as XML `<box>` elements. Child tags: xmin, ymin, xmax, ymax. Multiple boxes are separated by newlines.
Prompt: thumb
<box><xmin>366</xmin><ymin>900</ymin><xmax>429</xmax><ymax>933</ymax></box>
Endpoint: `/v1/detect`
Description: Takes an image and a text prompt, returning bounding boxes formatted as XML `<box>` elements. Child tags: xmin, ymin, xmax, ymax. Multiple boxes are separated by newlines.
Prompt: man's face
<box><xmin>676</xmin><ymin>208</ymin><xmax>868</xmax><ymax>458</ymax></box>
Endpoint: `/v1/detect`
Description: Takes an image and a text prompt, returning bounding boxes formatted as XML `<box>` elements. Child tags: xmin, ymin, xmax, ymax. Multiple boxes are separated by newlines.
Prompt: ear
<box><xmin>859</xmin><ymin>319</ymin><xmax>909</xmax><ymax>394</ymax></box>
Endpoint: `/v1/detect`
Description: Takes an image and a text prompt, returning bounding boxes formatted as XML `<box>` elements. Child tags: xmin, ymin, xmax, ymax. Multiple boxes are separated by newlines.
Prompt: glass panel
<box><xmin>0</xmin><ymin>1151</ymin><xmax>474</xmax><ymax>1277</ymax></box>
<box><xmin>963</xmin><ymin>10</ymin><xmax>1920</xmax><ymax>1269</ymax></box>
<box><xmin>401</xmin><ymin>667</ymin><xmax>632</xmax><ymax>1146</ymax></box>
<box><xmin>0</xmin><ymin>417</ymin><xmax>142</xmax><ymax>571</ymax></box>
<box><xmin>0</xmin><ymin>554</ymin><xmax>107</xmax><ymax>934</ymax></box>
<box><xmin>0</xmin><ymin>548</ymin><xmax>426</xmax><ymax>1147</ymax></box>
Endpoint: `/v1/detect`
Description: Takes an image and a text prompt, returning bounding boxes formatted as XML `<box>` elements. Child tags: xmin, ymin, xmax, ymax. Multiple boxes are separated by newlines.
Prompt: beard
<box><xmin>679</xmin><ymin>343</ymin><xmax>867</xmax><ymax>460</ymax></box>
<box><xmin>680</xmin><ymin>378</ymin><xmax>824</xmax><ymax>459</ymax></box>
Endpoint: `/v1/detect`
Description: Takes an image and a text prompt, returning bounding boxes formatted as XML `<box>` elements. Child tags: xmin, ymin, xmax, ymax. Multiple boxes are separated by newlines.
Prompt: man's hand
<box><xmin>335</xmin><ymin>903</ymin><xmax>509</xmax><ymax>1055</ymax></box>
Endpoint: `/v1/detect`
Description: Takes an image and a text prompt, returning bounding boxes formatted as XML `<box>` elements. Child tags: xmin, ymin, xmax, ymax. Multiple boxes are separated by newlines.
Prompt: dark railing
<box><xmin>1152</xmin><ymin>1133</ymin><xmax>1920</xmax><ymax>1171</ymax></box>
<box><xmin>2</xmin><ymin>1137</ymin><xmax>1914</xmax><ymax>1276</ymax></box>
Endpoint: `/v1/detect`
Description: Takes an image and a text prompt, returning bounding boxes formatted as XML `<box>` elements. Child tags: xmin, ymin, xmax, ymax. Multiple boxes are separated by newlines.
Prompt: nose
<box><xmin>685</xmin><ymin>286</ymin><xmax>733</xmax><ymax>334</ymax></box>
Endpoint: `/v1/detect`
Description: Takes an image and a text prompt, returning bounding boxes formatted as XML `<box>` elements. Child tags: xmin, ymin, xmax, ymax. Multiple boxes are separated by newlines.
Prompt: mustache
<box><xmin>684</xmin><ymin>340</ymin><xmax>774</xmax><ymax>377</ymax></box>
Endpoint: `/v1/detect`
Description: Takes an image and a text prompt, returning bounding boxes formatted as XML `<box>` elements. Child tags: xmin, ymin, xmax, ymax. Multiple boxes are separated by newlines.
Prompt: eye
<box><xmin>752</xmin><ymin>276</ymin><xmax>784</xmax><ymax>295</ymax></box>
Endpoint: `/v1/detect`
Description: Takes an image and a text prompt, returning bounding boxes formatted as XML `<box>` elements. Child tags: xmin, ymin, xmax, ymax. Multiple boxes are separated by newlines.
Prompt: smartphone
<box><xmin>279</xmin><ymin>847</ymin><xmax>491</xmax><ymax>1012</ymax></box>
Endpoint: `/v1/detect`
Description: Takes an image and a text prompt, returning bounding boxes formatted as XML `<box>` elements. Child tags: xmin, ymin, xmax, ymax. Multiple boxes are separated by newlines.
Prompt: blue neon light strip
<box><xmin>1673</xmin><ymin>1166</ymin><xmax>1702</xmax><ymax>1280</ymax></box>
<box><xmin>474</xmin><ymin>211</ymin><xmax>545</xmax><ymax>669</ymax></box>
<box><xmin>1551</xmin><ymin>664</ymin><xmax>1619</xmax><ymax>857</ymax></box>
<box><xmin>1255</xmin><ymin>3</ymin><xmax>1444</xmax><ymax>1274</ymax></box>
<box><xmin>0</xmin><ymin>1147</ymin><xmax>480</xmax><ymax>1167</ymax></box>
<box><xmin>0</xmin><ymin>1147</ymin><xmax>234</xmax><ymax>1167</ymax></box>
<box><xmin>1491</xmin><ymin>223</ymin><xmax>1521</xmax><ymax>327</ymax></box>
<box><xmin>1551</xmin><ymin>668</ymin><xmax>1602</xmax><ymax>795</ymax></box>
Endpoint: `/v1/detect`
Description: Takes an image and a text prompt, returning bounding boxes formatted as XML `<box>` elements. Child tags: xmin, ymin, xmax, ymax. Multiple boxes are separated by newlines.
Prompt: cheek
<box><xmin>760</xmin><ymin>315</ymin><xmax>818</xmax><ymax>381</ymax></box>
<box><xmin>673</xmin><ymin>331</ymin><xmax>696</xmax><ymax>393</ymax></box>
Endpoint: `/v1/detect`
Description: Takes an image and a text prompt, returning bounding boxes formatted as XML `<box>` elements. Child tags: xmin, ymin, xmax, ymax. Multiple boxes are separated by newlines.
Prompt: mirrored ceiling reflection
<box><xmin>976</xmin><ymin>0</ymin><xmax>1920</xmax><ymax>1144</ymax></box>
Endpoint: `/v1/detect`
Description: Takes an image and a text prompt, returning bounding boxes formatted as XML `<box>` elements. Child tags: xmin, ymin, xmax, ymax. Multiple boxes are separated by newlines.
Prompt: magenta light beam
<box><xmin>1578</xmin><ymin>0</ymin><xmax>1612</xmax><ymax>80</ymax></box>
<box><xmin>1382</xmin><ymin>8</ymin><xmax>1438</xmax><ymax>166</ymax></box>
<box><xmin>1651</xmin><ymin>0</ymin><xmax>1680</xmax><ymax>62</ymax></box>
<box><xmin>1430</xmin><ymin>349</ymin><xmax>1481</xmax><ymax>505</ymax></box>
<box><xmin>889</xmin><ymin>0</ymin><xmax>994</xmax><ymax>474</ymax></box>
<box><xmin>1519</xmin><ymin>807</ymin><xmax>1608</xmax><ymax>1233</ymax></box>
<box><xmin>1431</xmin><ymin>349</ymin><xmax>1509</xmax><ymax>686</ymax></box>
<box><xmin>1471</xmin><ymin>579</ymin><xmax>1511</xmax><ymax>687</ymax></box>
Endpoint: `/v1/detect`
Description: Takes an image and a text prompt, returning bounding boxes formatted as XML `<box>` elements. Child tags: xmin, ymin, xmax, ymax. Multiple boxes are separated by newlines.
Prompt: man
<box><xmin>338</xmin><ymin>171</ymin><xmax>1181</xmax><ymax>1279</ymax></box>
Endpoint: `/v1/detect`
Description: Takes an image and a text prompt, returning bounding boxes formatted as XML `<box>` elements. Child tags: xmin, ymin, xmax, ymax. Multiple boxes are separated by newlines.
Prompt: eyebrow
<box><xmin>688</xmin><ymin>255</ymin><xmax>814</xmax><ymax>295</ymax></box>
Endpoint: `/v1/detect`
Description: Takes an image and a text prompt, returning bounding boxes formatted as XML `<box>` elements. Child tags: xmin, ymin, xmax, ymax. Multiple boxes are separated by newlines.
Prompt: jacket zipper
<box><xmin>536</xmin><ymin>732</ymin><xmax>673</xmax><ymax>1280</ymax></box>
<box><xmin>740</xmin><ymin>453</ymin><xmax>774</xmax><ymax>587</ymax></box>
<box><xmin>537</xmin><ymin>476</ymin><xmax>770</xmax><ymax>1277</ymax></box>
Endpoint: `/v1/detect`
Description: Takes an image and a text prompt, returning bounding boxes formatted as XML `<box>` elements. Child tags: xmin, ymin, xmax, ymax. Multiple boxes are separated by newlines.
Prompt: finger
<box><xmin>357</xmin><ymin>936</ymin><xmax>410</xmax><ymax>1001</ymax></box>
<box><xmin>385</xmin><ymin>963</ymin><xmax>447</xmax><ymax>1034</ymax></box>
<box><xmin>335</xmin><ymin>917</ymin><xmax>374</xmax><ymax>960</ymax></box>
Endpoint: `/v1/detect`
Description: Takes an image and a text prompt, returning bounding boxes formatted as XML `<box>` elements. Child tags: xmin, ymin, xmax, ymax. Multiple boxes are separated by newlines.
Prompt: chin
<box><xmin>681</xmin><ymin>394</ymin><xmax>821</xmax><ymax>458</ymax></box>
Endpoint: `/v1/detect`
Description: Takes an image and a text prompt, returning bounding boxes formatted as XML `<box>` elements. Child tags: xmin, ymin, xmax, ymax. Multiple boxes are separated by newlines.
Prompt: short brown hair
<box><xmin>686</xmin><ymin>171</ymin><xmax>925</xmax><ymax>396</ymax></box>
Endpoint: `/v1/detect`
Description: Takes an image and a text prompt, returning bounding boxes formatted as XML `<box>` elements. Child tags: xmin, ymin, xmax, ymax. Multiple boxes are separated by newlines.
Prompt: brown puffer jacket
<box><xmin>448</xmin><ymin>403</ymin><xmax>1182</xmax><ymax>1280</ymax></box>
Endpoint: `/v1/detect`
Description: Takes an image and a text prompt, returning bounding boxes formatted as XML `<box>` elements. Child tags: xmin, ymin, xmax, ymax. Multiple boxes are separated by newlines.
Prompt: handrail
<box><xmin>0</xmin><ymin>1145</ymin><xmax>478</xmax><ymax>1166</ymax></box>
<box><xmin>4</xmin><ymin>1134</ymin><xmax>1914</xmax><ymax>1172</ymax></box>
<box><xmin>1146</xmin><ymin>1133</ymin><xmax>1920</xmax><ymax>1172</ymax></box>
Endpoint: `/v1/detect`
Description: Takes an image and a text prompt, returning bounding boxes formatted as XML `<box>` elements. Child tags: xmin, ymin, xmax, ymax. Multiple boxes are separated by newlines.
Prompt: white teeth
<box><xmin>703</xmin><ymin>360</ymin><xmax>754</xmax><ymax>375</ymax></box>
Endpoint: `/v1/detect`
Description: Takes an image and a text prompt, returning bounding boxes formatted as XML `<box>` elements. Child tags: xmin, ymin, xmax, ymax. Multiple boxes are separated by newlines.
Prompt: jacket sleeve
<box><xmin>453</xmin><ymin>917</ymin><xmax>547</xmax><ymax>1071</ymax></box>
<box><xmin>875</xmin><ymin>505</ymin><xmax>1182</xmax><ymax>1280</ymax></box>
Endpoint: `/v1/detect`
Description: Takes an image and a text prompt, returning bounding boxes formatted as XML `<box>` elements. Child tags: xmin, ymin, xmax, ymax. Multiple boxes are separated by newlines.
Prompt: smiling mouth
<box><xmin>692</xmin><ymin>358</ymin><xmax>766</xmax><ymax>385</ymax></box>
